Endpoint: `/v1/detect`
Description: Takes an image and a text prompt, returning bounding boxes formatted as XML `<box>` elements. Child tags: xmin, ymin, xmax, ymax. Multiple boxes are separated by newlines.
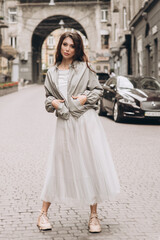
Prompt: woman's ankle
<box><xmin>41</xmin><ymin>209</ymin><xmax>47</xmax><ymax>214</ymax></box>
<box><xmin>90</xmin><ymin>203</ymin><xmax>97</xmax><ymax>215</ymax></box>
<box><xmin>42</xmin><ymin>201</ymin><xmax>51</xmax><ymax>213</ymax></box>
<box><xmin>90</xmin><ymin>211</ymin><xmax>97</xmax><ymax>215</ymax></box>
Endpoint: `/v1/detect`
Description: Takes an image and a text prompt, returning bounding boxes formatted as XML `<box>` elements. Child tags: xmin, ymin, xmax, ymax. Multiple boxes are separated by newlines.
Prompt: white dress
<box><xmin>41</xmin><ymin>69</ymin><xmax>120</xmax><ymax>206</ymax></box>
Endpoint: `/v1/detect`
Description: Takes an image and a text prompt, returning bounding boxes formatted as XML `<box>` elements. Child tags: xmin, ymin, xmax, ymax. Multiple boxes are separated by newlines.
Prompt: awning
<box><xmin>0</xmin><ymin>45</ymin><xmax>18</xmax><ymax>60</ymax></box>
<box><xmin>0</xmin><ymin>20</ymin><xmax>8</xmax><ymax>29</ymax></box>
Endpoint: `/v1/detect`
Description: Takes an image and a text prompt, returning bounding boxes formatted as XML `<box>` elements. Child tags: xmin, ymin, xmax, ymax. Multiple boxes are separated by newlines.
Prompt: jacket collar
<box><xmin>55</xmin><ymin>60</ymin><xmax>80</xmax><ymax>70</ymax></box>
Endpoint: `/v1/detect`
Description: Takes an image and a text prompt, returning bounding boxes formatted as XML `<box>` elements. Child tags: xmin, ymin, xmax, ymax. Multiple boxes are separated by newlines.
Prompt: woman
<box><xmin>37</xmin><ymin>31</ymin><xmax>120</xmax><ymax>233</ymax></box>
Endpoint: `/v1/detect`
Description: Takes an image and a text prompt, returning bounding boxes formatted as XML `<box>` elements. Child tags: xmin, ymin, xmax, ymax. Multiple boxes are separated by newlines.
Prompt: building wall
<box><xmin>2</xmin><ymin>0</ymin><xmax>111</xmax><ymax>82</ymax></box>
<box><xmin>130</xmin><ymin>0</ymin><xmax>144</xmax><ymax>19</ymax></box>
<box><xmin>1</xmin><ymin>0</ymin><xmax>20</xmax><ymax>82</ymax></box>
<box><xmin>131</xmin><ymin>0</ymin><xmax>160</xmax><ymax>80</ymax></box>
<box><xmin>109</xmin><ymin>0</ymin><xmax>145</xmax><ymax>75</ymax></box>
<box><xmin>3</xmin><ymin>1</ymin><xmax>157</xmax><ymax>82</ymax></box>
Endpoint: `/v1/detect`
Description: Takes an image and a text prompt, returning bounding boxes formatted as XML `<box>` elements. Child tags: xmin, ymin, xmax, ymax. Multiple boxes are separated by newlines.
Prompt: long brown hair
<box><xmin>55</xmin><ymin>31</ymin><xmax>94</xmax><ymax>71</ymax></box>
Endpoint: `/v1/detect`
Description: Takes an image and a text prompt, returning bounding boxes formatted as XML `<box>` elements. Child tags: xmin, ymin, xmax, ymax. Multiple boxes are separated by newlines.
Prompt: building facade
<box><xmin>0</xmin><ymin>1</ymin><xmax>17</xmax><ymax>82</ymax></box>
<box><xmin>109</xmin><ymin>0</ymin><xmax>145</xmax><ymax>75</ymax></box>
<box><xmin>1</xmin><ymin>0</ymin><xmax>111</xmax><ymax>83</ymax></box>
<box><xmin>130</xmin><ymin>0</ymin><xmax>160</xmax><ymax>80</ymax></box>
<box><xmin>2</xmin><ymin>0</ymin><xmax>156</xmax><ymax>83</ymax></box>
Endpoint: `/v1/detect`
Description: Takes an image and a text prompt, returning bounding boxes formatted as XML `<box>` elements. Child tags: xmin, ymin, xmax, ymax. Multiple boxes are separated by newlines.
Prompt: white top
<box><xmin>58</xmin><ymin>69</ymin><xmax>69</xmax><ymax>100</ymax></box>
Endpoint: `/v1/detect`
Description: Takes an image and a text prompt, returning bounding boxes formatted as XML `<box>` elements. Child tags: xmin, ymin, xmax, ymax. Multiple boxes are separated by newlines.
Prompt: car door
<box><xmin>103</xmin><ymin>78</ymin><xmax>117</xmax><ymax>112</ymax></box>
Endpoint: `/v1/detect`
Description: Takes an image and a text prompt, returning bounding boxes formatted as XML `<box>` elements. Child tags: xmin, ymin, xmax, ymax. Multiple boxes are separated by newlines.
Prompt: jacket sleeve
<box><xmin>44</xmin><ymin>72</ymin><xmax>56</xmax><ymax>113</ymax></box>
<box><xmin>83</xmin><ymin>68</ymin><xmax>103</xmax><ymax>104</ymax></box>
<box><xmin>44</xmin><ymin>71</ymin><xmax>70</xmax><ymax>118</ymax></box>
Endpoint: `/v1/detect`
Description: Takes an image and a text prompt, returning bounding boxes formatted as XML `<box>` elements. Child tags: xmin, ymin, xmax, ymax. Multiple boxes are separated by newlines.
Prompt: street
<box><xmin>0</xmin><ymin>85</ymin><xmax>160</xmax><ymax>240</ymax></box>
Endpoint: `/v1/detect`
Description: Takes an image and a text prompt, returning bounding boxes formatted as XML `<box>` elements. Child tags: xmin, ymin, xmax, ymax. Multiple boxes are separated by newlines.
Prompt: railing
<box><xmin>19</xmin><ymin>0</ymin><xmax>108</xmax><ymax>3</ymax></box>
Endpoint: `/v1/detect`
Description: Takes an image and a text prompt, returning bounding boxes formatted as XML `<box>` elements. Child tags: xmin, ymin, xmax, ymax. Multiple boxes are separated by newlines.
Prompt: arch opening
<box><xmin>32</xmin><ymin>15</ymin><xmax>88</xmax><ymax>83</ymax></box>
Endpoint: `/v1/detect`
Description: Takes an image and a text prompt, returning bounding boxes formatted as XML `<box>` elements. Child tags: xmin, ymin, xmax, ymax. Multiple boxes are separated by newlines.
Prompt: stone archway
<box><xmin>32</xmin><ymin>15</ymin><xmax>88</xmax><ymax>83</ymax></box>
<box><xmin>18</xmin><ymin>3</ymin><xmax>102</xmax><ymax>83</ymax></box>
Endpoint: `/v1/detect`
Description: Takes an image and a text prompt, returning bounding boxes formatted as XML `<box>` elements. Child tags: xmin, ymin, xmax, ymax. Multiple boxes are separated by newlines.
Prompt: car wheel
<box><xmin>113</xmin><ymin>102</ymin><xmax>121</xmax><ymax>122</ymax></box>
<box><xmin>97</xmin><ymin>99</ymin><xmax>107</xmax><ymax>116</ymax></box>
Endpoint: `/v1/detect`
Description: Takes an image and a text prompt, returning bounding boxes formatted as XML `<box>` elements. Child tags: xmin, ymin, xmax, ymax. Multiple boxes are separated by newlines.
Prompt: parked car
<box><xmin>98</xmin><ymin>75</ymin><xmax>160</xmax><ymax>122</ymax></box>
<box><xmin>96</xmin><ymin>72</ymin><xmax>110</xmax><ymax>85</ymax></box>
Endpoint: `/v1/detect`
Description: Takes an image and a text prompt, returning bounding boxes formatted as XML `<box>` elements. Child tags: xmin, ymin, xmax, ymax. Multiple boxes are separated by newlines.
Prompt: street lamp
<box><xmin>59</xmin><ymin>19</ymin><xmax>64</xmax><ymax>29</ymax></box>
<box><xmin>49</xmin><ymin>0</ymin><xmax>55</xmax><ymax>6</ymax></box>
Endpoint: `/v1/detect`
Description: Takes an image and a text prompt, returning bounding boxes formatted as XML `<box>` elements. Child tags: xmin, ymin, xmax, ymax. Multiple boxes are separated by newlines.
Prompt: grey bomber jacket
<box><xmin>44</xmin><ymin>61</ymin><xmax>103</xmax><ymax>120</ymax></box>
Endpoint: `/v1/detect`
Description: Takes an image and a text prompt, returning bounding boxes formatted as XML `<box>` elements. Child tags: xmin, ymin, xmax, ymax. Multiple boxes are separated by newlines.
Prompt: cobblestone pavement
<box><xmin>0</xmin><ymin>85</ymin><xmax>160</xmax><ymax>240</ymax></box>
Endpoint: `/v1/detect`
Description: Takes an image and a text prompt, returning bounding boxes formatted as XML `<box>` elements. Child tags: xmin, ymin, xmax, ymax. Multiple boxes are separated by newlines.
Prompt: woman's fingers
<box><xmin>79</xmin><ymin>95</ymin><xmax>87</xmax><ymax>105</ymax></box>
<box><xmin>52</xmin><ymin>99</ymin><xmax>64</xmax><ymax>109</ymax></box>
<box><xmin>72</xmin><ymin>95</ymin><xmax>87</xmax><ymax>105</ymax></box>
<box><xmin>72</xmin><ymin>96</ymin><xmax>78</xmax><ymax>99</ymax></box>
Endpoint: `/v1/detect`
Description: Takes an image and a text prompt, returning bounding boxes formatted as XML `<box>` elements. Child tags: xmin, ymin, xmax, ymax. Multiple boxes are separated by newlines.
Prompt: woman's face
<box><xmin>61</xmin><ymin>37</ymin><xmax>75</xmax><ymax>61</ymax></box>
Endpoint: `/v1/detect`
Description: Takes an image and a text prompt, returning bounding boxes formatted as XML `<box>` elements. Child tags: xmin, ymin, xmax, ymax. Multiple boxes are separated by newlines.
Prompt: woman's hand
<box><xmin>72</xmin><ymin>95</ymin><xmax>87</xmax><ymax>105</ymax></box>
<box><xmin>52</xmin><ymin>99</ymin><xmax>64</xmax><ymax>109</ymax></box>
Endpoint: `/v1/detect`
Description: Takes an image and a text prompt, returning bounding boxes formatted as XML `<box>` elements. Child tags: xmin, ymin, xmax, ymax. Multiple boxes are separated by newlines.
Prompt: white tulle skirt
<box><xmin>41</xmin><ymin>109</ymin><xmax>120</xmax><ymax>206</ymax></box>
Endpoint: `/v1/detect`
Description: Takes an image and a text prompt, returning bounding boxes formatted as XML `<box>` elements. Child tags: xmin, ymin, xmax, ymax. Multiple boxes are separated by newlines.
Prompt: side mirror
<box><xmin>110</xmin><ymin>83</ymin><xmax>116</xmax><ymax>90</ymax></box>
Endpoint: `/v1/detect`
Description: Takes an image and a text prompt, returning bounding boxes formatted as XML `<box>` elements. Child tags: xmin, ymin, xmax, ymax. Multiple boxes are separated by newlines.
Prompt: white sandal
<box><xmin>88</xmin><ymin>213</ymin><xmax>101</xmax><ymax>233</ymax></box>
<box><xmin>37</xmin><ymin>210</ymin><xmax>52</xmax><ymax>231</ymax></box>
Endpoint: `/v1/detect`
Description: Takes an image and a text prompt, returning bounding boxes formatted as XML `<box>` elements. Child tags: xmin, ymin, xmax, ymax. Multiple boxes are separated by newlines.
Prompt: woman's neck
<box><xmin>58</xmin><ymin>59</ymin><xmax>73</xmax><ymax>70</ymax></box>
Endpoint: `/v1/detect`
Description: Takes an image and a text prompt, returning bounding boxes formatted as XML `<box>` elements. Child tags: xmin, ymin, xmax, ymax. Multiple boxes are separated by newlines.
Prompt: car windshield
<box><xmin>139</xmin><ymin>78</ymin><xmax>160</xmax><ymax>90</ymax></box>
<box><xmin>117</xmin><ymin>76</ymin><xmax>136</xmax><ymax>89</ymax></box>
<box><xmin>117</xmin><ymin>76</ymin><xmax>160</xmax><ymax>90</ymax></box>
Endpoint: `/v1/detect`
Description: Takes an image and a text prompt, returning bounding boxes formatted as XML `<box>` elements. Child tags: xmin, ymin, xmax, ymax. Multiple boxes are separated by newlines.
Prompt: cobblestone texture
<box><xmin>0</xmin><ymin>85</ymin><xmax>160</xmax><ymax>240</ymax></box>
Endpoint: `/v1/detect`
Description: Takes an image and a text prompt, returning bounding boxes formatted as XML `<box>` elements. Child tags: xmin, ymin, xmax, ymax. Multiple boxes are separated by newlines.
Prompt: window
<box><xmin>145</xmin><ymin>23</ymin><xmax>150</xmax><ymax>37</ymax></box>
<box><xmin>9</xmin><ymin>36</ymin><xmax>17</xmax><ymax>48</ymax></box>
<box><xmin>47</xmin><ymin>35</ymin><xmax>54</xmax><ymax>48</ymax></box>
<box><xmin>8</xmin><ymin>8</ymin><xmax>17</xmax><ymax>23</ymax></box>
<box><xmin>96</xmin><ymin>65</ymin><xmax>101</xmax><ymax>71</ymax></box>
<box><xmin>48</xmin><ymin>55</ymin><xmax>54</xmax><ymax>65</ymax></box>
<box><xmin>114</xmin><ymin>23</ymin><xmax>118</xmax><ymax>42</ymax></box>
<box><xmin>106</xmin><ymin>78</ymin><xmax>117</xmax><ymax>86</ymax></box>
<box><xmin>123</xmin><ymin>7</ymin><xmax>127</xmax><ymax>30</ymax></box>
<box><xmin>154</xmin><ymin>39</ymin><xmax>158</xmax><ymax>78</ymax></box>
<box><xmin>101</xmin><ymin>35</ymin><xmax>109</xmax><ymax>49</ymax></box>
<box><xmin>101</xmin><ymin>9</ymin><xmax>108</xmax><ymax>22</ymax></box>
<box><xmin>104</xmin><ymin>66</ymin><xmax>108</xmax><ymax>73</ymax></box>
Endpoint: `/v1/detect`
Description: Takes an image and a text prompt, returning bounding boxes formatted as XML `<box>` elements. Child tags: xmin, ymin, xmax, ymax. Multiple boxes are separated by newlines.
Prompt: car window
<box><xmin>140</xmin><ymin>79</ymin><xmax>160</xmax><ymax>90</ymax></box>
<box><xmin>110</xmin><ymin>78</ymin><xmax>117</xmax><ymax>85</ymax></box>
<box><xmin>117</xmin><ymin>76</ymin><xmax>135</xmax><ymax>89</ymax></box>
<box><xmin>106</xmin><ymin>77</ymin><xmax>116</xmax><ymax>86</ymax></box>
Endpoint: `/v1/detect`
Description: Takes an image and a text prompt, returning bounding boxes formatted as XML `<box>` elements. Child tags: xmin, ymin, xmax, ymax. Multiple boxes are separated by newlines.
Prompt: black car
<box><xmin>98</xmin><ymin>75</ymin><xmax>160</xmax><ymax>122</ymax></box>
<box><xmin>96</xmin><ymin>72</ymin><xmax>110</xmax><ymax>85</ymax></box>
